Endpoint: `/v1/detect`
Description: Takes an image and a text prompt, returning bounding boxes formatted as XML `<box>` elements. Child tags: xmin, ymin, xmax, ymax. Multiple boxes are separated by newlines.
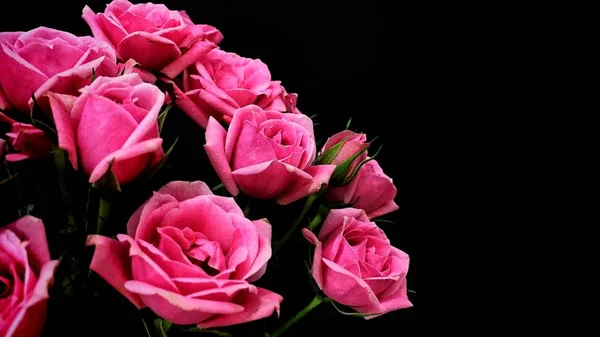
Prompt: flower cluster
<box><xmin>0</xmin><ymin>1</ymin><xmax>411</xmax><ymax>336</ymax></box>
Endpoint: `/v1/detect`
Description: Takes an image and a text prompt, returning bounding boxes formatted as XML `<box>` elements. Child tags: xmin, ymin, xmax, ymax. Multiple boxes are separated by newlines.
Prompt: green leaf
<box><xmin>341</xmin><ymin>144</ymin><xmax>383</xmax><ymax>186</ymax></box>
<box><xmin>139</xmin><ymin>137</ymin><xmax>179</xmax><ymax>183</ymax></box>
<box><xmin>330</xmin><ymin>143</ymin><xmax>370</xmax><ymax>184</ymax></box>
<box><xmin>180</xmin><ymin>327</ymin><xmax>232</xmax><ymax>336</ymax></box>
<box><xmin>330</xmin><ymin>300</ymin><xmax>380</xmax><ymax>317</ymax></box>
<box><xmin>314</xmin><ymin>134</ymin><xmax>352</xmax><ymax>165</ymax></box>
<box><xmin>158</xmin><ymin>104</ymin><xmax>173</xmax><ymax>133</ymax></box>
<box><xmin>345</xmin><ymin>117</ymin><xmax>352</xmax><ymax>129</ymax></box>
<box><xmin>92</xmin><ymin>159</ymin><xmax>121</xmax><ymax>192</ymax></box>
<box><xmin>154</xmin><ymin>318</ymin><xmax>171</xmax><ymax>337</ymax></box>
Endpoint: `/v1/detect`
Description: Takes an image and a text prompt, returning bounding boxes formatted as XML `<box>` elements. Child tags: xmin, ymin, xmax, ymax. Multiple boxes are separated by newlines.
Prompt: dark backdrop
<box><xmin>1</xmin><ymin>1</ymin><xmax>421</xmax><ymax>336</ymax></box>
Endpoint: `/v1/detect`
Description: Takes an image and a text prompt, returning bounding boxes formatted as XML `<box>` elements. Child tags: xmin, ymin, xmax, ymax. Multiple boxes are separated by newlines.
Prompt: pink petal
<box><xmin>231</xmin><ymin>160</ymin><xmax>300</xmax><ymax>201</ymax></box>
<box><xmin>121</xmin><ymin>83</ymin><xmax>164</xmax><ymax>148</ymax></box>
<box><xmin>46</xmin><ymin>92</ymin><xmax>78</xmax><ymax>170</ymax></box>
<box><xmin>5</xmin><ymin>216</ymin><xmax>51</xmax><ymax>267</ymax></box>
<box><xmin>204</xmin><ymin>117</ymin><xmax>239</xmax><ymax>196</ymax></box>
<box><xmin>198</xmin><ymin>287</ymin><xmax>283</xmax><ymax>329</ymax></box>
<box><xmin>190</xmin><ymin>89</ymin><xmax>238</xmax><ymax>120</ymax></box>
<box><xmin>226</xmin><ymin>88</ymin><xmax>258</xmax><ymax>107</ymax></box>
<box><xmin>318</xmin><ymin>208</ymin><xmax>369</xmax><ymax>242</ymax></box>
<box><xmin>367</xmin><ymin>200</ymin><xmax>400</xmax><ymax>219</ymax></box>
<box><xmin>117</xmin><ymin>32</ymin><xmax>181</xmax><ymax>71</ymax></box>
<box><xmin>225</xmin><ymin>105</ymin><xmax>263</xmax><ymax>159</ymax></box>
<box><xmin>159</xmin><ymin>197</ymin><xmax>236</xmax><ymax>252</ymax></box>
<box><xmin>172</xmin><ymin>85</ymin><xmax>210</xmax><ymax>128</ymax></box>
<box><xmin>127</xmin><ymin>192</ymin><xmax>178</xmax><ymax>239</ymax></box>
<box><xmin>0</xmin><ymin>43</ymin><xmax>48</xmax><ymax>112</ymax></box>
<box><xmin>161</xmin><ymin>40</ymin><xmax>215</xmax><ymax>78</ymax></box>
<box><xmin>230</xmin><ymin>120</ymin><xmax>277</xmax><ymax>170</ymax></box>
<box><xmin>124</xmin><ymin>280</ymin><xmax>244</xmax><ymax>325</ymax></box>
<box><xmin>275</xmin><ymin>164</ymin><xmax>336</xmax><ymax>205</ymax></box>
<box><xmin>321</xmin><ymin>258</ymin><xmax>380</xmax><ymax>308</ymax></box>
<box><xmin>16</xmin><ymin>42</ymin><xmax>83</xmax><ymax>78</ymax></box>
<box><xmin>82</xmin><ymin>6</ymin><xmax>116</xmax><ymax>50</ymax></box>
<box><xmin>86</xmin><ymin>235</ymin><xmax>145</xmax><ymax>309</ymax></box>
<box><xmin>302</xmin><ymin>228</ymin><xmax>324</xmax><ymax>290</ymax></box>
<box><xmin>88</xmin><ymin>138</ymin><xmax>163</xmax><ymax>184</ymax></box>
<box><xmin>31</xmin><ymin>57</ymin><xmax>106</xmax><ymax>112</ymax></box>
<box><xmin>203</xmin><ymin>195</ymin><xmax>244</xmax><ymax>216</ymax></box>
<box><xmin>156</xmin><ymin>180</ymin><xmax>213</xmax><ymax>201</ymax></box>
<box><xmin>0</xmin><ymin>85</ymin><xmax>11</xmax><ymax>110</ymax></box>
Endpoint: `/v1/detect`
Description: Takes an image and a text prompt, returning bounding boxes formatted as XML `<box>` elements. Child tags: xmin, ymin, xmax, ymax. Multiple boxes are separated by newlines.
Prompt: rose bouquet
<box><xmin>0</xmin><ymin>1</ymin><xmax>413</xmax><ymax>336</ymax></box>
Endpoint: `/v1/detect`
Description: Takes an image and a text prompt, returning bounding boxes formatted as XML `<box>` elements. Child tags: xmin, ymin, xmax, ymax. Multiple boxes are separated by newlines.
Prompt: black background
<box><xmin>1</xmin><ymin>1</ymin><xmax>423</xmax><ymax>336</ymax></box>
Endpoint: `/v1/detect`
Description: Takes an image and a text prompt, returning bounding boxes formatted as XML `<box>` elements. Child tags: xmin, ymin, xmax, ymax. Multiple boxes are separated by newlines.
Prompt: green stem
<box><xmin>96</xmin><ymin>196</ymin><xmax>112</xmax><ymax>234</ymax></box>
<box><xmin>308</xmin><ymin>212</ymin><xmax>324</xmax><ymax>231</ymax></box>
<box><xmin>267</xmin><ymin>296</ymin><xmax>323</xmax><ymax>337</ymax></box>
<box><xmin>273</xmin><ymin>193</ymin><xmax>320</xmax><ymax>254</ymax></box>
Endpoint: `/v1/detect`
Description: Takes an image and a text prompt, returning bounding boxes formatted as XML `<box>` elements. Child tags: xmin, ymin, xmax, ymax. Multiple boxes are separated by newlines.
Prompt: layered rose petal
<box><xmin>175</xmin><ymin>49</ymin><xmax>299</xmax><ymax>128</ymax></box>
<box><xmin>204</xmin><ymin>117</ymin><xmax>239</xmax><ymax>196</ymax></box>
<box><xmin>0</xmin><ymin>27</ymin><xmax>118</xmax><ymax>115</ymax></box>
<box><xmin>304</xmin><ymin>208</ymin><xmax>411</xmax><ymax>318</ymax></box>
<box><xmin>82</xmin><ymin>1</ymin><xmax>221</xmax><ymax>77</ymax></box>
<box><xmin>328</xmin><ymin>160</ymin><xmax>399</xmax><ymax>219</ymax></box>
<box><xmin>124</xmin><ymin>280</ymin><xmax>245</xmax><ymax>325</ymax></box>
<box><xmin>198</xmin><ymin>287</ymin><xmax>283</xmax><ymax>329</ymax></box>
<box><xmin>0</xmin><ymin>217</ymin><xmax>58</xmax><ymax>337</ymax></box>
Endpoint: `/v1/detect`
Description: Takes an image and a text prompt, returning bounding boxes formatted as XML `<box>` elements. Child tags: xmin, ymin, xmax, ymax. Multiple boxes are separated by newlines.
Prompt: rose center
<box><xmin>0</xmin><ymin>274</ymin><xmax>11</xmax><ymax>298</ymax></box>
<box><xmin>180</xmin><ymin>227</ymin><xmax>225</xmax><ymax>276</ymax></box>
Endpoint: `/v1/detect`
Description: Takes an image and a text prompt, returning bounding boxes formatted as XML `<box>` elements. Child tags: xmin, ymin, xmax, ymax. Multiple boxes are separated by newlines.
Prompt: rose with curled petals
<box><xmin>172</xmin><ymin>49</ymin><xmax>300</xmax><ymax>129</ymax></box>
<box><xmin>327</xmin><ymin>160</ymin><xmax>399</xmax><ymax>219</ymax></box>
<box><xmin>303</xmin><ymin>208</ymin><xmax>411</xmax><ymax>318</ymax></box>
<box><xmin>47</xmin><ymin>73</ymin><xmax>164</xmax><ymax>185</ymax></box>
<box><xmin>0</xmin><ymin>216</ymin><xmax>59</xmax><ymax>337</ymax></box>
<box><xmin>204</xmin><ymin>105</ymin><xmax>336</xmax><ymax>205</ymax></box>
<box><xmin>0</xmin><ymin>27</ymin><xmax>118</xmax><ymax>113</ymax></box>
<box><xmin>82</xmin><ymin>0</ymin><xmax>223</xmax><ymax>78</ymax></box>
<box><xmin>86</xmin><ymin>180</ymin><xmax>282</xmax><ymax>328</ymax></box>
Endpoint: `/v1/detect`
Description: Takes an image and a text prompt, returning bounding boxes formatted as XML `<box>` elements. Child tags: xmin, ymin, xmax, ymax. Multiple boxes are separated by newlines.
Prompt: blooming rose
<box><xmin>171</xmin><ymin>49</ymin><xmax>300</xmax><ymax>129</ymax></box>
<box><xmin>86</xmin><ymin>180</ymin><xmax>282</xmax><ymax>328</ymax></box>
<box><xmin>327</xmin><ymin>160</ymin><xmax>399</xmax><ymax>219</ymax></box>
<box><xmin>0</xmin><ymin>216</ymin><xmax>59</xmax><ymax>337</ymax></box>
<box><xmin>320</xmin><ymin>130</ymin><xmax>369</xmax><ymax>180</ymax></box>
<box><xmin>303</xmin><ymin>208</ymin><xmax>411</xmax><ymax>317</ymax></box>
<box><xmin>83</xmin><ymin>0</ymin><xmax>223</xmax><ymax>78</ymax></box>
<box><xmin>205</xmin><ymin>105</ymin><xmax>335</xmax><ymax>204</ymax></box>
<box><xmin>0</xmin><ymin>27</ymin><xmax>118</xmax><ymax>113</ymax></box>
<box><xmin>0</xmin><ymin>112</ymin><xmax>52</xmax><ymax>162</ymax></box>
<box><xmin>47</xmin><ymin>73</ymin><xmax>164</xmax><ymax>185</ymax></box>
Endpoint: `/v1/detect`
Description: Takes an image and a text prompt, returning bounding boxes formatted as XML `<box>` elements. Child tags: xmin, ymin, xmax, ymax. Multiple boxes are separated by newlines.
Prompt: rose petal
<box><xmin>157</xmin><ymin>180</ymin><xmax>213</xmax><ymax>202</ymax></box>
<box><xmin>171</xmin><ymin>85</ymin><xmax>211</xmax><ymax>128</ymax></box>
<box><xmin>161</xmin><ymin>40</ymin><xmax>215</xmax><ymax>78</ymax></box>
<box><xmin>82</xmin><ymin>6</ymin><xmax>117</xmax><ymax>50</ymax></box>
<box><xmin>275</xmin><ymin>164</ymin><xmax>336</xmax><ymax>205</ymax></box>
<box><xmin>302</xmin><ymin>228</ymin><xmax>324</xmax><ymax>290</ymax></box>
<box><xmin>318</xmin><ymin>208</ymin><xmax>369</xmax><ymax>242</ymax></box>
<box><xmin>117</xmin><ymin>32</ymin><xmax>181</xmax><ymax>71</ymax></box>
<box><xmin>321</xmin><ymin>258</ymin><xmax>380</xmax><ymax>308</ymax></box>
<box><xmin>127</xmin><ymin>193</ymin><xmax>178</xmax><ymax>239</ymax></box>
<box><xmin>367</xmin><ymin>200</ymin><xmax>400</xmax><ymax>220</ymax></box>
<box><xmin>88</xmin><ymin>138</ymin><xmax>163</xmax><ymax>184</ymax></box>
<box><xmin>204</xmin><ymin>117</ymin><xmax>239</xmax><ymax>196</ymax></box>
<box><xmin>198</xmin><ymin>287</ymin><xmax>283</xmax><ymax>329</ymax></box>
<box><xmin>47</xmin><ymin>92</ymin><xmax>78</xmax><ymax>170</ymax></box>
<box><xmin>124</xmin><ymin>280</ymin><xmax>244</xmax><ymax>325</ymax></box>
<box><xmin>245</xmin><ymin>219</ymin><xmax>272</xmax><ymax>282</ymax></box>
<box><xmin>0</xmin><ymin>43</ymin><xmax>48</xmax><ymax>112</ymax></box>
<box><xmin>5</xmin><ymin>216</ymin><xmax>51</xmax><ymax>267</ymax></box>
<box><xmin>86</xmin><ymin>235</ymin><xmax>145</xmax><ymax>309</ymax></box>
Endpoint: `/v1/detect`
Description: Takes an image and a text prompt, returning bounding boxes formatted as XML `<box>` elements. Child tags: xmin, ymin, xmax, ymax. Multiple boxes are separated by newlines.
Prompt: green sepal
<box><xmin>340</xmin><ymin>143</ymin><xmax>383</xmax><ymax>186</ymax></box>
<box><xmin>314</xmin><ymin>134</ymin><xmax>352</xmax><ymax>165</ymax></box>
<box><xmin>92</xmin><ymin>159</ymin><xmax>121</xmax><ymax>193</ymax></box>
<box><xmin>30</xmin><ymin>94</ymin><xmax>57</xmax><ymax>143</ymax></box>
<box><xmin>138</xmin><ymin>137</ymin><xmax>179</xmax><ymax>183</ymax></box>
<box><xmin>329</xmin><ymin>142</ymin><xmax>370</xmax><ymax>185</ymax></box>
<box><xmin>329</xmin><ymin>300</ymin><xmax>381</xmax><ymax>318</ymax></box>
<box><xmin>158</xmin><ymin>104</ymin><xmax>173</xmax><ymax>133</ymax></box>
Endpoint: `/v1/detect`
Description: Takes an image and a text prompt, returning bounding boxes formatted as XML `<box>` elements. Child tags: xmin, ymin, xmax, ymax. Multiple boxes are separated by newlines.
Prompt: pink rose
<box><xmin>321</xmin><ymin>130</ymin><xmax>369</xmax><ymax>181</ymax></box>
<box><xmin>0</xmin><ymin>216</ymin><xmax>59</xmax><ymax>337</ymax></box>
<box><xmin>172</xmin><ymin>49</ymin><xmax>300</xmax><ymax>129</ymax></box>
<box><xmin>86</xmin><ymin>180</ymin><xmax>282</xmax><ymax>328</ymax></box>
<box><xmin>0</xmin><ymin>27</ymin><xmax>118</xmax><ymax>113</ymax></box>
<box><xmin>47</xmin><ymin>73</ymin><xmax>164</xmax><ymax>185</ymax></box>
<box><xmin>303</xmin><ymin>208</ymin><xmax>411</xmax><ymax>317</ymax></box>
<box><xmin>83</xmin><ymin>0</ymin><xmax>223</xmax><ymax>78</ymax></box>
<box><xmin>204</xmin><ymin>105</ymin><xmax>335</xmax><ymax>204</ymax></box>
<box><xmin>0</xmin><ymin>112</ymin><xmax>52</xmax><ymax>162</ymax></box>
<box><xmin>327</xmin><ymin>160</ymin><xmax>399</xmax><ymax>219</ymax></box>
